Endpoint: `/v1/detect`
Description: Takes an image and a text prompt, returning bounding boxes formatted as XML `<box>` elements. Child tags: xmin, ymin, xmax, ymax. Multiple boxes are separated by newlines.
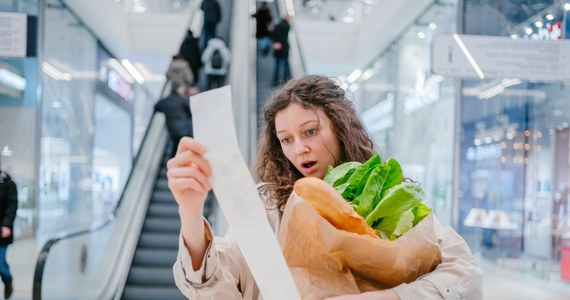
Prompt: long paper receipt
<box><xmin>190</xmin><ymin>86</ymin><xmax>301</xmax><ymax>300</ymax></box>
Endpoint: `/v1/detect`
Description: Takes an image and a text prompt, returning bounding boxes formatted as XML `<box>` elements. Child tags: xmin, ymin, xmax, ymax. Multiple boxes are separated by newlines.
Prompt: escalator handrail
<box><xmin>32</xmin><ymin>107</ymin><xmax>167</xmax><ymax>300</ymax></box>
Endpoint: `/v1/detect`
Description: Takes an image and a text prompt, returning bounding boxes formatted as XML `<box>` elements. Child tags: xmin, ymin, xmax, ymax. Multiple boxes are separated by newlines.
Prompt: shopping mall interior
<box><xmin>1</xmin><ymin>0</ymin><xmax>570</xmax><ymax>299</ymax></box>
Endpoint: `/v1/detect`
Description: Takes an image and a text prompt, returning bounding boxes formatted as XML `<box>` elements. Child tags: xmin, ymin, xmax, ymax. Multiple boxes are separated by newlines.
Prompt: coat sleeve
<box><xmin>2</xmin><ymin>178</ymin><xmax>18</xmax><ymax>228</ymax></box>
<box><xmin>393</xmin><ymin>216</ymin><xmax>483</xmax><ymax>300</ymax></box>
<box><xmin>173</xmin><ymin>219</ymin><xmax>253</xmax><ymax>299</ymax></box>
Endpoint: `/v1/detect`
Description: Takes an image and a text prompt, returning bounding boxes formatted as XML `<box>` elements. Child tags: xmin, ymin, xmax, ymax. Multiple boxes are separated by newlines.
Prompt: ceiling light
<box><xmin>0</xmin><ymin>68</ymin><xmax>26</xmax><ymax>90</ymax></box>
<box><xmin>545</xmin><ymin>14</ymin><xmax>554</xmax><ymax>20</ymax></box>
<box><xmin>535</xmin><ymin>21</ymin><xmax>543</xmax><ymax>28</ymax></box>
<box><xmin>510</xmin><ymin>34</ymin><xmax>518</xmax><ymax>39</ymax></box>
<box><xmin>361</xmin><ymin>69</ymin><xmax>376</xmax><ymax>81</ymax></box>
<box><xmin>107</xmin><ymin>59</ymin><xmax>134</xmax><ymax>83</ymax></box>
<box><xmin>42</xmin><ymin>62</ymin><xmax>72</xmax><ymax>81</ymax></box>
<box><xmin>476</xmin><ymin>78</ymin><xmax>521</xmax><ymax>99</ymax></box>
<box><xmin>453</xmin><ymin>34</ymin><xmax>485</xmax><ymax>79</ymax></box>
<box><xmin>347</xmin><ymin>69</ymin><xmax>362</xmax><ymax>83</ymax></box>
<box><xmin>428</xmin><ymin>23</ymin><xmax>437</xmax><ymax>30</ymax></box>
<box><xmin>417</xmin><ymin>32</ymin><xmax>426</xmax><ymax>39</ymax></box>
<box><xmin>348</xmin><ymin>83</ymin><xmax>359</xmax><ymax>93</ymax></box>
<box><xmin>565</xmin><ymin>3</ymin><xmax>570</xmax><ymax>11</ymax></box>
<box><xmin>525</xmin><ymin>27</ymin><xmax>533</xmax><ymax>35</ymax></box>
<box><xmin>121</xmin><ymin>59</ymin><xmax>145</xmax><ymax>84</ymax></box>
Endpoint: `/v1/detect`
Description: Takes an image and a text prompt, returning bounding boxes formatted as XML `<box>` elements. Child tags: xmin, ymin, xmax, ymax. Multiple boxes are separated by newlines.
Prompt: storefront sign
<box><xmin>99</xmin><ymin>62</ymin><xmax>134</xmax><ymax>103</ymax></box>
<box><xmin>432</xmin><ymin>34</ymin><xmax>570</xmax><ymax>81</ymax></box>
<box><xmin>0</xmin><ymin>12</ymin><xmax>27</xmax><ymax>58</ymax></box>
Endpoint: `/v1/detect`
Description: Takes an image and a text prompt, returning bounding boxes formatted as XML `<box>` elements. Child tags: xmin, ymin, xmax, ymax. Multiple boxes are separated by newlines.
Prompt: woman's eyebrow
<box><xmin>276</xmin><ymin>119</ymin><xmax>318</xmax><ymax>134</ymax></box>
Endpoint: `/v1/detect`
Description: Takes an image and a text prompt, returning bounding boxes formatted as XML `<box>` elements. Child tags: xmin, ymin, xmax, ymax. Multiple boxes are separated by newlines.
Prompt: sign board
<box><xmin>0</xmin><ymin>12</ymin><xmax>27</xmax><ymax>58</ymax></box>
<box><xmin>432</xmin><ymin>34</ymin><xmax>570</xmax><ymax>81</ymax></box>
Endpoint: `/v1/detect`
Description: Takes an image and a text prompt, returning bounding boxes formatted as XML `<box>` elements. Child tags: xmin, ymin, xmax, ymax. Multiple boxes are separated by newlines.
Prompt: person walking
<box><xmin>179</xmin><ymin>29</ymin><xmax>203</xmax><ymax>81</ymax></box>
<box><xmin>201</xmin><ymin>37</ymin><xmax>231</xmax><ymax>90</ymax></box>
<box><xmin>200</xmin><ymin>0</ymin><xmax>222</xmax><ymax>51</ymax></box>
<box><xmin>166</xmin><ymin>53</ymin><xmax>194</xmax><ymax>89</ymax></box>
<box><xmin>271</xmin><ymin>15</ymin><xmax>291</xmax><ymax>86</ymax></box>
<box><xmin>0</xmin><ymin>163</ymin><xmax>17</xmax><ymax>299</ymax></box>
<box><xmin>252</xmin><ymin>2</ymin><xmax>273</xmax><ymax>56</ymax></box>
<box><xmin>154</xmin><ymin>82</ymin><xmax>193</xmax><ymax>158</ymax></box>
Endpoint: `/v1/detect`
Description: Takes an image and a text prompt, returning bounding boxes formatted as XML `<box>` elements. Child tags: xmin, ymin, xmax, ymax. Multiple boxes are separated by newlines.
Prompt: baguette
<box><xmin>294</xmin><ymin>177</ymin><xmax>378</xmax><ymax>238</ymax></box>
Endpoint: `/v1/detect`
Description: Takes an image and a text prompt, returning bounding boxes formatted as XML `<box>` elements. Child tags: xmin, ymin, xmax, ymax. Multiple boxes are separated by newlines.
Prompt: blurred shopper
<box><xmin>252</xmin><ymin>2</ymin><xmax>273</xmax><ymax>56</ymax></box>
<box><xmin>0</xmin><ymin>162</ymin><xmax>17</xmax><ymax>299</ymax></box>
<box><xmin>166</xmin><ymin>53</ymin><xmax>194</xmax><ymax>89</ymax></box>
<box><xmin>154</xmin><ymin>81</ymin><xmax>193</xmax><ymax>158</ymax></box>
<box><xmin>168</xmin><ymin>75</ymin><xmax>482</xmax><ymax>299</ymax></box>
<box><xmin>201</xmin><ymin>37</ymin><xmax>231</xmax><ymax>90</ymax></box>
<box><xmin>179</xmin><ymin>29</ymin><xmax>203</xmax><ymax>81</ymax></box>
<box><xmin>271</xmin><ymin>15</ymin><xmax>291</xmax><ymax>86</ymax></box>
<box><xmin>200</xmin><ymin>0</ymin><xmax>222</xmax><ymax>51</ymax></box>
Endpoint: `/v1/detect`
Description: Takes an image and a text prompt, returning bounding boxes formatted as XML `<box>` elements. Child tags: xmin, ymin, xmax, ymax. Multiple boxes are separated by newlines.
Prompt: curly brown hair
<box><xmin>256</xmin><ymin>75</ymin><xmax>375</xmax><ymax>209</ymax></box>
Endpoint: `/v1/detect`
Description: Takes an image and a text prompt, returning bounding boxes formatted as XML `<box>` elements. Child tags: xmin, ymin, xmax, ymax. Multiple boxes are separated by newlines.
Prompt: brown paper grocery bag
<box><xmin>278</xmin><ymin>192</ymin><xmax>442</xmax><ymax>300</ymax></box>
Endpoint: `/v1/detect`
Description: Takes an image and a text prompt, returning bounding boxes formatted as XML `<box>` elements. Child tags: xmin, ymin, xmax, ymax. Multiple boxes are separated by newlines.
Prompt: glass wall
<box><xmin>458</xmin><ymin>0</ymin><xmax>570</xmax><ymax>282</ymax></box>
<box><xmin>2</xmin><ymin>0</ymin><xmax>156</xmax><ymax>241</ymax></box>
<box><xmin>358</xmin><ymin>1</ymin><xmax>458</xmax><ymax>227</ymax></box>
<box><xmin>40</xmin><ymin>0</ymin><xmax>100</xmax><ymax>234</ymax></box>
<box><xmin>0</xmin><ymin>1</ymin><xmax>39</xmax><ymax>238</ymax></box>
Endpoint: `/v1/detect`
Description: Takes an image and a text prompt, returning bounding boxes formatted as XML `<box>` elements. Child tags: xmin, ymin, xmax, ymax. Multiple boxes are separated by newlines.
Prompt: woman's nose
<box><xmin>295</xmin><ymin>141</ymin><xmax>310</xmax><ymax>155</ymax></box>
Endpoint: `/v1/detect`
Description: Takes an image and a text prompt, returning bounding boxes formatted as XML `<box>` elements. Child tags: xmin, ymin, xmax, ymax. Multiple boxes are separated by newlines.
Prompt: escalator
<box><xmin>120</xmin><ymin>145</ymin><xmax>182</xmax><ymax>299</ymax></box>
<box><xmin>32</xmin><ymin>0</ymin><xmax>308</xmax><ymax>298</ymax></box>
<box><xmin>121</xmin><ymin>143</ymin><xmax>215</xmax><ymax>299</ymax></box>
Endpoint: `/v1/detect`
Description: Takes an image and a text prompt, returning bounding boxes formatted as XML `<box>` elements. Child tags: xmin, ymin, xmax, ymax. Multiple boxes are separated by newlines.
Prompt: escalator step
<box><xmin>154</xmin><ymin>178</ymin><xmax>169</xmax><ymax>191</ymax></box>
<box><xmin>147</xmin><ymin>203</ymin><xmax>179</xmax><ymax>218</ymax></box>
<box><xmin>132</xmin><ymin>248</ymin><xmax>178</xmax><ymax>267</ymax></box>
<box><xmin>126</xmin><ymin>266</ymin><xmax>176</xmax><ymax>286</ymax></box>
<box><xmin>122</xmin><ymin>286</ymin><xmax>186</xmax><ymax>300</ymax></box>
<box><xmin>138</xmin><ymin>232</ymin><xmax>179</xmax><ymax>249</ymax></box>
<box><xmin>153</xmin><ymin>190</ymin><xmax>176</xmax><ymax>203</ymax></box>
<box><xmin>142</xmin><ymin>217</ymin><xmax>181</xmax><ymax>233</ymax></box>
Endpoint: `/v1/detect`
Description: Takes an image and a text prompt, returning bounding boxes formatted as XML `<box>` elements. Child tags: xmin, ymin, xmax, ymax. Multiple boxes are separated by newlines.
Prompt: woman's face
<box><xmin>275</xmin><ymin>103</ymin><xmax>341</xmax><ymax>179</ymax></box>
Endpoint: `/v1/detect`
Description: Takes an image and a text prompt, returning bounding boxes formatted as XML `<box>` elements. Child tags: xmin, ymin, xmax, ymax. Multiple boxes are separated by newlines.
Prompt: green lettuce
<box><xmin>324</xmin><ymin>155</ymin><xmax>431</xmax><ymax>240</ymax></box>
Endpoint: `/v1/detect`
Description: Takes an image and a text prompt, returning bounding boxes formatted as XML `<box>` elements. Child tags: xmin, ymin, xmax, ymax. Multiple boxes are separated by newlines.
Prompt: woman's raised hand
<box><xmin>167</xmin><ymin>137</ymin><xmax>212</xmax><ymax>217</ymax></box>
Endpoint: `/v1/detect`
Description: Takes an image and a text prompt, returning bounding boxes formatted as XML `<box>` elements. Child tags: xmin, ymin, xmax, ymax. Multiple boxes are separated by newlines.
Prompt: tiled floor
<box><xmin>6</xmin><ymin>237</ymin><xmax>570</xmax><ymax>299</ymax></box>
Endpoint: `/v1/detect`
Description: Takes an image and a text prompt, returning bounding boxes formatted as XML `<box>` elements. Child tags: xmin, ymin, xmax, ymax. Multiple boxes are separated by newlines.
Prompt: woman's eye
<box><xmin>306</xmin><ymin>128</ymin><xmax>317</xmax><ymax>136</ymax></box>
<box><xmin>281</xmin><ymin>137</ymin><xmax>291</xmax><ymax>144</ymax></box>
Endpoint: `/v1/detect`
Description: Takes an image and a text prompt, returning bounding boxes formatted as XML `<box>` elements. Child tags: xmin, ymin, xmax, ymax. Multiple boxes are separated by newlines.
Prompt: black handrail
<box><xmin>32</xmin><ymin>107</ymin><xmax>165</xmax><ymax>300</ymax></box>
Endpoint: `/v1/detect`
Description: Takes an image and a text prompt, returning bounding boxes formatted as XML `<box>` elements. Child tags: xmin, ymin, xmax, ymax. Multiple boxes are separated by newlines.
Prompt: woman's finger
<box><xmin>167</xmin><ymin>150</ymin><xmax>212</xmax><ymax>177</ymax></box>
<box><xmin>168</xmin><ymin>177</ymin><xmax>210</xmax><ymax>195</ymax></box>
<box><xmin>168</xmin><ymin>165</ymin><xmax>211</xmax><ymax>190</ymax></box>
<box><xmin>176</xmin><ymin>137</ymin><xmax>207</xmax><ymax>156</ymax></box>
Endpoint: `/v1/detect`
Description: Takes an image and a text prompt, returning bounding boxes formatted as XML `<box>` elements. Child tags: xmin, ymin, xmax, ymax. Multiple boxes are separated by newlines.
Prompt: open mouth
<box><xmin>302</xmin><ymin>161</ymin><xmax>317</xmax><ymax>169</ymax></box>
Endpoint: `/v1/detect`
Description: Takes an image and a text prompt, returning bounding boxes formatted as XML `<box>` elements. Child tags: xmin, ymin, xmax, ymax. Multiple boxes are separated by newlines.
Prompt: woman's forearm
<box><xmin>179</xmin><ymin>208</ymin><xmax>210</xmax><ymax>271</ymax></box>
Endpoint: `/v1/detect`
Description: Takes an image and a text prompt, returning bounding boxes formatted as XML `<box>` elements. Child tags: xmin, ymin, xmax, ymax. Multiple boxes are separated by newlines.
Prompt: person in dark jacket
<box><xmin>271</xmin><ymin>15</ymin><xmax>291</xmax><ymax>86</ymax></box>
<box><xmin>200</xmin><ymin>0</ymin><xmax>222</xmax><ymax>51</ymax></box>
<box><xmin>154</xmin><ymin>82</ymin><xmax>193</xmax><ymax>158</ymax></box>
<box><xmin>252</xmin><ymin>2</ymin><xmax>273</xmax><ymax>55</ymax></box>
<box><xmin>0</xmin><ymin>163</ymin><xmax>17</xmax><ymax>299</ymax></box>
<box><xmin>179</xmin><ymin>30</ymin><xmax>203</xmax><ymax>80</ymax></box>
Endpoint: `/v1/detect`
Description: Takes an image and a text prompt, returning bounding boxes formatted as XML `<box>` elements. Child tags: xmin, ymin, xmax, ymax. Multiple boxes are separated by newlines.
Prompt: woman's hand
<box><xmin>325</xmin><ymin>290</ymin><xmax>399</xmax><ymax>300</ymax></box>
<box><xmin>167</xmin><ymin>137</ymin><xmax>212</xmax><ymax>217</ymax></box>
<box><xmin>167</xmin><ymin>137</ymin><xmax>213</xmax><ymax>270</ymax></box>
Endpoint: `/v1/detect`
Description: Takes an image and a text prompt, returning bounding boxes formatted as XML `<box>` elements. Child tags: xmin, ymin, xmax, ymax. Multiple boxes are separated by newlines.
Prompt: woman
<box><xmin>168</xmin><ymin>75</ymin><xmax>482</xmax><ymax>299</ymax></box>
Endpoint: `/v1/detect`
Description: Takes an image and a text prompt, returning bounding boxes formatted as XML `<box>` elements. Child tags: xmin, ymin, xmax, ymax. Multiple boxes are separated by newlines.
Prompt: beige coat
<box><xmin>173</xmin><ymin>187</ymin><xmax>482</xmax><ymax>299</ymax></box>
